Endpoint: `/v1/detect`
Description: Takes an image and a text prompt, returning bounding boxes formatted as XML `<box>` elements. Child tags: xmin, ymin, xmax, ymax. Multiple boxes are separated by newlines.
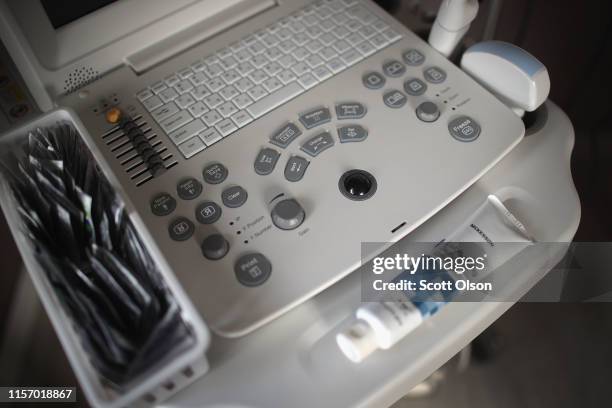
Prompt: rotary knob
<box><xmin>201</xmin><ymin>233</ymin><xmax>229</xmax><ymax>260</ymax></box>
<box><xmin>271</xmin><ymin>198</ymin><xmax>305</xmax><ymax>230</ymax></box>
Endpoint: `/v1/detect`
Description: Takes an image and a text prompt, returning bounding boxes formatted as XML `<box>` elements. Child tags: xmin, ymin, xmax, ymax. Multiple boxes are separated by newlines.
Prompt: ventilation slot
<box><xmin>103</xmin><ymin>115</ymin><xmax>178</xmax><ymax>187</ymax></box>
<box><xmin>63</xmin><ymin>66</ymin><xmax>100</xmax><ymax>94</ymax></box>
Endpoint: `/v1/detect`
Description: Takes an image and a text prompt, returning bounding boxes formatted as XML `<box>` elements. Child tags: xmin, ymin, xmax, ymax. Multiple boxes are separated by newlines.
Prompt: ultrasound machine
<box><xmin>0</xmin><ymin>0</ymin><xmax>580</xmax><ymax>406</ymax></box>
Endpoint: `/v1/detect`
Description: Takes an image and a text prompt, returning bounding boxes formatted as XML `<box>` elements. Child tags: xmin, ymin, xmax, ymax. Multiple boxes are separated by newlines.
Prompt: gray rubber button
<box><xmin>335</xmin><ymin>102</ymin><xmax>367</xmax><ymax>120</ymax></box>
<box><xmin>254</xmin><ymin>147</ymin><xmax>280</xmax><ymax>175</ymax></box>
<box><xmin>404</xmin><ymin>78</ymin><xmax>427</xmax><ymax>96</ymax></box>
<box><xmin>151</xmin><ymin>193</ymin><xmax>176</xmax><ymax>216</ymax></box>
<box><xmin>299</xmin><ymin>107</ymin><xmax>331</xmax><ymax>129</ymax></box>
<box><xmin>363</xmin><ymin>71</ymin><xmax>386</xmax><ymax>89</ymax></box>
<box><xmin>168</xmin><ymin>217</ymin><xmax>194</xmax><ymax>241</ymax></box>
<box><xmin>271</xmin><ymin>198</ymin><xmax>305</xmax><ymax>230</ymax></box>
<box><xmin>201</xmin><ymin>234</ymin><xmax>229</xmax><ymax>260</ymax></box>
<box><xmin>176</xmin><ymin>177</ymin><xmax>203</xmax><ymax>200</ymax></box>
<box><xmin>202</xmin><ymin>163</ymin><xmax>228</xmax><ymax>184</ymax></box>
<box><xmin>270</xmin><ymin>122</ymin><xmax>302</xmax><ymax>148</ymax></box>
<box><xmin>448</xmin><ymin>116</ymin><xmax>481</xmax><ymax>142</ymax></box>
<box><xmin>284</xmin><ymin>156</ymin><xmax>310</xmax><ymax>182</ymax></box>
<box><xmin>338</xmin><ymin>125</ymin><xmax>368</xmax><ymax>143</ymax></box>
<box><xmin>382</xmin><ymin>59</ymin><xmax>406</xmax><ymax>77</ymax></box>
<box><xmin>300</xmin><ymin>132</ymin><xmax>335</xmax><ymax>157</ymax></box>
<box><xmin>424</xmin><ymin>66</ymin><xmax>447</xmax><ymax>83</ymax></box>
<box><xmin>402</xmin><ymin>49</ymin><xmax>426</xmax><ymax>66</ymax></box>
<box><xmin>383</xmin><ymin>90</ymin><xmax>407</xmax><ymax>108</ymax></box>
<box><xmin>235</xmin><ymin>253</ymin><xmax>272</xmax><ymax>287</ymax></box>
<box><xmin>416</xmin><ymin>101</ymin><xmax>440</xmax><ymax>122</ymax></box>
<box><xmin>222</xmin><ymin>186</ymin><xmax>248</xmax><ymax>208</ymax></box>
<box><xmin>195</xmin><ymin>201</ymin><xmax>222</xmax><ymax>224</ymax></box>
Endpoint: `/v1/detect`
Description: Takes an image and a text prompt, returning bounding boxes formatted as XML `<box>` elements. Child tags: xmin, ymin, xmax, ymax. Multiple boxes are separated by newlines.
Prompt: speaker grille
<box><xmin>63</xmin><ymin>66</ymin><xmax>100</xmax><ymax>94</ymax></box>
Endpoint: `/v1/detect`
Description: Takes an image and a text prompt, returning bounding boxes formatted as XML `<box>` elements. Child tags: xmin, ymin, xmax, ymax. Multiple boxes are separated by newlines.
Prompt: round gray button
<box><xmin>222</xmin><ymin>186</ymin><xmax>248</xmax><ymax>208</ymax></box>
<box><xmin>416</xmin><ymin>101</ymin><xmax>440</xmax><ymax>122</ymax></box>
<box><xmin>201</xmin><ymin>234</ymin><xmax>229</xmax><ymax>260</ymax></box>
<box><xmin>423</xmin><ymin>66</ymin><xmax>447</xmax><ymax>84</ymax></box>
<box><xmin>151</xmin><ymin>193</ymin><xmax>176</xmax><ymax>216</ymax></box>
<box><xmin>177</xmin><ymin>177</ymin><xmax>203</xmax><ymax>200</ymax></box>
<box><xmin>382</xmin><ymin>60</ymin><xmax>406</xmax><ymax>77</ymax></box>
<box><xmin>402</xmin><ymin>49</ymin><xmax>425</xmax><ymax>66</ymax></box>
<box><xmin>448</xmin><ymin>116</ymin><xmax>481</xmax><ymax>142</ymax></box>
<box><xmin>235</xmin><ymin>253</ymin><xmax>272</xmax><ymax>287</ymax></box>
<box><xmin>271</xmin><ymin>198</ymin><xmax>305</xmax><ymax>230</ymax></box>
<box><xmin>404</xmin><ymin>78</ymin><xmax>427</xmax><ymax>96</ymax></box>
<box><xmin>363</xmin><ymin>71</ymin><xmax>385</xmax><ymax>89</ymax></box>
<box><xmin>196</xmin><ymin>201</ymin><xmax>222</xmax><ymax>224</ymax></box>
<box><xmin>383</xmin><ymin>90</ymin><xmax>407</xmax><ymax>108</ymax></box>
<box><xmin>168</xmin><ymin>217</ymin><xmax>194</xmax><ymax>241</ymax></box>
<box><xmin>203</xmin><ymin>163</ymin><xmax>228</xmax><ymax>184</ymax></box>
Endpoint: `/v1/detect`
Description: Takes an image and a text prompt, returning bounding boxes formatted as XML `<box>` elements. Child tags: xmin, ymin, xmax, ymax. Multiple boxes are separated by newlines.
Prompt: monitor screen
<box><xmin>40</xmin><ymin>0</ymin><xmax>120</xmax><ymax>29</ymax></box>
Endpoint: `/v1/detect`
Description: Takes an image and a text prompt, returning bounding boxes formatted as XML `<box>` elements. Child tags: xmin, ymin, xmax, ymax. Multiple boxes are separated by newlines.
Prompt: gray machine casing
<box><xmin>57</xmin><ymin>0</ymin><xmax>524</xmax><ymax>337</ymax></box>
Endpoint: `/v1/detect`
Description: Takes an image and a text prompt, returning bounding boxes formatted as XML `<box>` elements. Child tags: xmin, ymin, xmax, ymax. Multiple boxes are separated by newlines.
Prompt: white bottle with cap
<box><xmin>336</xmin><ymin>302</ymin><xmax>423</xmax><ymax>363</ymax></box>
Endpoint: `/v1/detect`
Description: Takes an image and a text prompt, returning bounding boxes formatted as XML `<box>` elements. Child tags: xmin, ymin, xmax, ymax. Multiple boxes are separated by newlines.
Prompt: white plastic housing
<box><xmin>461</xmin><ymin>41</ymin><xmax>551</xmax><ymax>115</ymax></box>
<box><xmin>428</xmin><ymin>0</ymin><xmax>479</xmax><ymax>57</ymax></box>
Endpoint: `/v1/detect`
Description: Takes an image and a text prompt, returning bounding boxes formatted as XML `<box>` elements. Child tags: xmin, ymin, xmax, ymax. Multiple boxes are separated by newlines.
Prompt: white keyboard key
<box><xmin>355</xmin><ymin>40</ymin><xmax>376</xmax><ymax>57</ymax></box>
<box><xmin>358</xmin><ymin>25</ymin><xmax>377</xmax><ymax>39</ymax></box>
<box><xmin>249</xmin><ymin>70</ymin><xmax>268</xmax><ymax>84</ymax></box>
<box><xmin>262</xmin><ymin>34</ymin><xmax>280</xmax><ymax>47</ymax></box>
<box><xmin>204</xmin><ymin>94</ymin><xmax>224</xmax><ymax>109</ymax></box>
<box><xmin>190</xmin><ymin>72</ymin><xmax>208</xmax><ymax>86</ymax></box>
<box><xmin>160</xmin><ymin>110</ymin><xmax>193</xmax><ymax>133</ymax></box>
<box><xmin>293</xmin><ymin>32</ymin><xmax>310</xmax><ymax>46</ymax></box>
<box><xmin>176</xmin><ymin>93</ymin><xmax>196</xmax><ymax>109</ymax></box>
<box><xmin>231</xmin><ymin>110</ymin><xmax>253</xmax><ymax>127</ymax></box>
<box><xmin>232</xmin><ymin>93</ymin><xmax>254</xmax><ymax>109</ymax></box>
<box><xmin>221</xmin><ymin>69</ymin><xmax>240</xmax><ymax>84</ymax></box>
<box><xmin>175</xmin><ymin>80</ymin><xmax>194</xmax><ymax>94</ymax></box>
<box><xmin>178</xmin><ymin>68</ymin><xmax>194</xmax><ymax>79</ymax></box>
<box><xmin>277</xmin><ymin>28</ymin><xmax>292</xmax><ymax>40</ymax></box>
<box><xmin>305</xmin><ymin>54</ymin><xmax>324</xmax><ymax>68</ymax></box>
<box><xmin>372</xmin><ymin>19</ymin><xmax>389</xmax><ymax>32</ymax></box>
<box><xmin>278</xmin><ymin>70</ymin><xmax>297</xmax><ymax>84</ymax></box>
<box><xmin>188</xmin><ymin>101</ymin><xmax>209</xmax><ymax>118</ymax></box>
<box><xmin>191</xmin><ymin>60</ymin><xmax>207</xmax><ymax>72</ymax></box>
<box><xmin>235</xmin><ymin>77</ymin><xmax>255</xmax><ymax>93</ymax></box>
<box><xmin>200</xmin><ymin>128</ymin><xmax>222</xmax><ymax>146</ymax></box>
<box><xmin>346</xmin><ymin>19</ymin><xmax>363</xmax><ymax>32</ymax></box>
<box><xmin>248</xmin><ymin>41</ymin><xmax>266</xmax><ymax>55</ymax></box>
<box><xmin>312</xmin><ymin>65</ymin><xmax>332</xmax><ymax>81</ymax></box>
<box><xmin>263</xmin><ymin>77</ymin><xmax>283</xmax><ymax>93</ymax></box>
<box><xmin>151</xmin><ymin>102</ymin><xmax>179</xmax><ymax>122</ymax></box>
<box><xmin>168</xmin><ymin>118</ymin><xmax>205</xmax><ymax>145</ymax></box>
<box><xmin>217</xmin><ymin>101</ymin><xmax>239</xmax><ymax>118</ymax></box>
<box><xmin>252</xmin><ymin>55</ymin><xmax>268</xmax><ymax>68</ymax></box>
<box><xmin>216</xmin><ymin>118</ymin><xmax>238</xmax><ymax>137</ymax></box>
<box><xmin>298</xmin><ymin>73</ymin><xmax>318</xmax><ymax>89</ymax></box>
<box><xmin>205</xmin><ymin>78</ymin><xmax>225</xmax><ymax>92</ymax></box>
<box><xmin>340</xmin><ymin>48</ymin><xmax>363</xmax><ymax>65</ymax></box>
<box><xmin>178</xmin><ymin>136</ymin><xmax>206</xmax><ymax>159</ymax></box>
<box><xmin>293</xmin><ymin>47</ymin><xmax>309</xmax><ymax>61</ymax></box>
<box><xmin>320</xmin><ymin>20</ymin><xmax>335</xmax><ymax>32</ymax></box>
<box><xmin>236</xmin><ymin>61</ymin><xmax>255</xmax><ymax>76</ymax></box>
<box><xmin>219</xmin><ymin>55</ymin><xmax>238</xmax><ymax>70</ymax></box>
<box><xmin>327</xmin><ymin>57</ymin><xmax>347</xmax><ymax>73</ymax></box>
<box><xmin>264</xmin><ymin>47</ymin><xmax>283</xmax><ymax>61</ymax></box>
<box><xmin>278</xmin><ymin>54</ymin><xmax>297</xmax><ymax>68</ymax></box>
<box><xmin>306</xmin><ymin>25</ymin><xmax>323</xmax><ymax>38</ymax></box>
<box><xmin>204</xmin><ymin>63</ymin><xmax>223</xmax><ymax>78</ymax></box>
<box><xmin>202</xmin><ymin>110</ymin><xmax>222</xmax><ymax>127</ymax></box>
<box><xmin>248</xmin><ymin>85</ymin><xmax>268</xmax><ymax>101</ymax></box>
<box><xmin>159</xmin><ymin>87</ymin><xmax>179</xmax><ymax>103</ymax></box>
<box><xmin>263</xmin><ymin>61</ymin><xmax>283</xmax><ymax>77</ymax></box>
<box><xmin>191</xmin><ymin>85</ymin><xmax>210</xmax><ymax>100</ymax></box>
<box><xmin>220</xmin><ymin>85</ymin><xmax>240</xmax><ymax>101</ymax></box>
<box><xmin>319</xmin><ymin>32</ymin><xmax>336</xmax><ymax>46</ymax></box>
<box><xmin>370</xmin><ymin>33</ymin><xmax>389</xmax><ymax>49</ymax></box>
<box><xmin>247</xmin><ymin>82</ymin><xmax>304</xmax><ymax>118</ymax></box>
<box><xmin>164</xmin><ymin>74</ymin><xmax>180</xmax><ymax>87</ymax></box>
<box><xmin>320</xmin><ymin>47</ymin><xmax>338</xmax><ymax>61</ymax></box>
<box><xmin>333</xmin><ymin>26</ymin><xmax>350</xmax><ymax>39</ymax></box>
<box><xmin>291</xmin><ymin>62</ymin><xmax>310</xmax><ymax>76</ymax></box>
<box><xmin>203</xmin><ymin>54</ymin><xmax>219</xmax><ymax>65</ymax></box>
<box><xmin>137</xmin><ymin>89</ymin><xmax>154</xmax><ymax>101</ymax></box>
<box><xmin>234</xmin><ymin>48</ymin><xmax>252</xmax><ymax>62</ymax></box>
<box><xmin>346</xmin><ymin>32</ymin><xmax>365</xmax><ymax>47</ymax></box>
<box><xmin>217</xmin><ymin>48</ymin><xmax>232</xmax><ymax>59</ymax></box>
<box><xmin>306</xmin><ymin>40</ymin><xmax>324</xmax><ymax>53</ymax></box>
<box><xmin>151</xmin><ymin>81</ymin><xmax>167</xmax><ymax>94</ymax></box>
<box><xmin>143</xmin><ymin>95</ymin><xmax>163</xmax><ymax>111</ymax></box>
<box><xmin>382</xmin><ymin>28</ymin><xmax>402</xmax><ymax>42</ymax></box>
<box><xmin>333</xmin><ymin>39</ymin><xmax>351</xmax><ymax>53</ymax></box>
<box><xmin>278</xmin><ymin>40</ymin><xmax>296</xmax><ymax>53</ymax></box>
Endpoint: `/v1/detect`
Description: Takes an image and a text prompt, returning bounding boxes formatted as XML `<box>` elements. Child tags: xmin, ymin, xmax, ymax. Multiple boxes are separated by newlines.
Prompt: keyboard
<box><xmin>135</xmin><ymin>0</ymin><xmax>402</xmax><ymax>160</ymax></box>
